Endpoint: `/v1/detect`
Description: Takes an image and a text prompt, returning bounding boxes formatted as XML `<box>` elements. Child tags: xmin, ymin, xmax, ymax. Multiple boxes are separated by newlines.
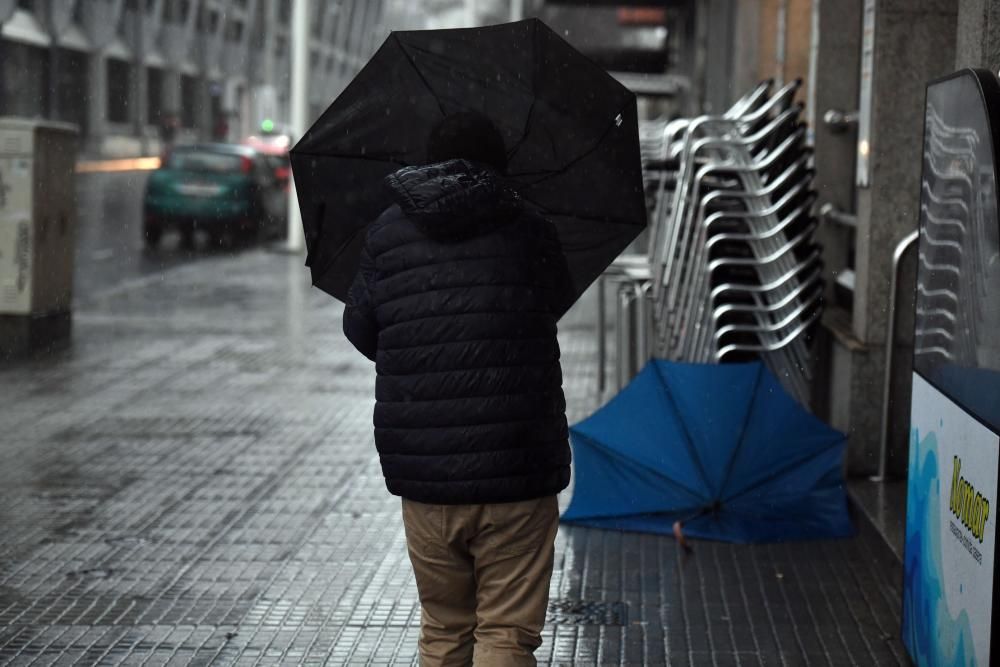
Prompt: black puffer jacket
<box><xmin>343</xmin><ymin>159</ymin><xmax>573</xmax><ymax>505</ymax></box>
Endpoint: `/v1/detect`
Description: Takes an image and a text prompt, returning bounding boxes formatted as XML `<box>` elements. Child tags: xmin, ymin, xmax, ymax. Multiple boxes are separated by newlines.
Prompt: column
<box><xmin>806</xmin><ymin>0</ymin><xmax>862</xmax><ymax>432</ymax></box>
<box><xmin>287</xmin><ymin>0</ymin><xmax>308</xmax><ymax>251</ymax></box>
<box><xmin>133</xmin><ymin>9</ymin><xmax>149</xmax><ymax>153</ymax></box>
<box><xmin>251</xmin><ymin>0</ymin><xmax>277</xmax><ymax>131</ymax></box>
<box><xmin>86</xmin><ymin>51</ymin><xmax>107</xmax><ymax>156</ymax></box>
<box><xmin>47</xmin><ymin>40</ymin><xmax>60</xmax><ymax>120</ymax></box>
<box><xmin>731</xmin><ymin>0</ymin><xmax>761</xmax><ymax>96</ymax></box>
<box><xmin>849</xmin><ymin>0</ymin><xmax>959</xmax><ymax>474</ymax></box>
<box><xmin>809</xmin><ymin>0</ymin><xmax>862</xmax><ymax>242</ymax></box>
<box><xmin>702</xmin><ymin>0</ymin><xmax>736</xmax><ymax>113</ymax></box>
<box><xmin>330</xmin><ymin>0</ymin><xmax>357</xmax><ymax>95</ymax></box>
<box><xmin>955</xmin><ymin>0</ymin><xmax>1000</xmax><ymax>69</ymax></box>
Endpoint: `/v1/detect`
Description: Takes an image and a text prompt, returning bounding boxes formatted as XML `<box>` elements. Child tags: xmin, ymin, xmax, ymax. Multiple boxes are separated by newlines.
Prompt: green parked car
<box><xmin>143</xmin><ymin>143</ymin><xmax>286</xmax><ymax>249</ymax></box>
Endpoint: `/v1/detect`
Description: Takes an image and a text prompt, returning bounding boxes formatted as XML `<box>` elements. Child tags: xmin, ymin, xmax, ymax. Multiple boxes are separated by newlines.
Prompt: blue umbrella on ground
<box><xmin>561</xmin><ymin>360</ymin><xmax>854</xmax><ymax>543</ymax></box>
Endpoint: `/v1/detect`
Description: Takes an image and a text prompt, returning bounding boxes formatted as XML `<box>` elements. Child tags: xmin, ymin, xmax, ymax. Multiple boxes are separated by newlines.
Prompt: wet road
<box><xmin>0</xmin><ymin>248</ymin><xmax>908</xmax><ymax>665</ymax></box>
<box><xmin>73</xmin><ymin>171</ymin><xmax>240</xmax><ymax>302</ymax></box>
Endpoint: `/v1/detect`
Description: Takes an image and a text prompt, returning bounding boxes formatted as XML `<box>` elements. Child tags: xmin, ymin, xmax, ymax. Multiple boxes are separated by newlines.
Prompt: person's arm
<box><xmin>343</xmin><ymin>241</ymin><xmax>379</xmax><ymax>361</ymax></box>
<box><xmin>539</xmin><ymin>220</ymin><xmax>574</xmax><ymax>317</ymax></box>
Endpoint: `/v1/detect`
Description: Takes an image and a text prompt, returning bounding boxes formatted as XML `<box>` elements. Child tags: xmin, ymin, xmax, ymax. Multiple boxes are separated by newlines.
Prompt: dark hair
<box><xmin>426</xmin><ymin>111</ymin><xmax>507</xmax><ymax>172</ymax></box>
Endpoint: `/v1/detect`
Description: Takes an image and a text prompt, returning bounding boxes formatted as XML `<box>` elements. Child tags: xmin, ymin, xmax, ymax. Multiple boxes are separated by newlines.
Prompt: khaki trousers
<box><xmin>401</xmin><ymin>495</ymin><xmax>560</xmax><ymax>667</ymax></box>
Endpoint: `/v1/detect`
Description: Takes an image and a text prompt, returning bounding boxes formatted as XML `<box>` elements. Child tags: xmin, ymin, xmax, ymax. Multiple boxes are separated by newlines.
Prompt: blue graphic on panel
<box><xmin>561</xmin><ymin>360</ymin><xmax>854</xmax><ymax>543</ymax></box>
<box><xmin>902</xmin><ymin>427</ymin><xmax>978</xmax><ymax>666</ymax></box>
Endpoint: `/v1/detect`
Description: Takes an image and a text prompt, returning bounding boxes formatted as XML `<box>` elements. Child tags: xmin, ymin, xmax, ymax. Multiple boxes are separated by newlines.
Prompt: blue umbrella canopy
<box><xmin>561</xmin><ymin>360</ymin><xmax>854</xmax><ymax>543</ymax></box>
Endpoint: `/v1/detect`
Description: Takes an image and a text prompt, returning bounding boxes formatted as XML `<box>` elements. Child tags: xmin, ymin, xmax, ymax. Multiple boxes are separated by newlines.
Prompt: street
<box><xmin>74</xmin><ymin>171</ymin><xmax>247</xmax><ymax>302</ymax></box>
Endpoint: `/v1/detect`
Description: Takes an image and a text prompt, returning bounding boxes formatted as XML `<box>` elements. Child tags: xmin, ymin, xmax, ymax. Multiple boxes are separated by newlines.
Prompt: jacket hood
<box><xmin>385</xmin><ymin>159</ymin><xmax>522</xmax><ymax>239</ymax></box>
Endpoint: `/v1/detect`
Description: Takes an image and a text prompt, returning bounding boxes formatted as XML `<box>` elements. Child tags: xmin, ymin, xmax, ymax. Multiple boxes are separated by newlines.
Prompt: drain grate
<box><xmin>547</xmin><ymin>598</ymin><xmax>628</xmax><ymax>626</ymax></box>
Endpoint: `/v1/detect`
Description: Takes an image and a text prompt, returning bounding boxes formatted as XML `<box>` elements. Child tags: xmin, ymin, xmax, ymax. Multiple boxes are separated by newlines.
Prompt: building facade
<box><xmin>0</xmin><ymin>0</ymin><xmax>427</xmax><ymax>158</ymax></box>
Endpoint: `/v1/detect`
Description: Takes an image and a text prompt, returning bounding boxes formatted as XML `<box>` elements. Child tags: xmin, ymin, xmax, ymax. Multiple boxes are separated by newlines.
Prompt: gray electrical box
<box><xmin>0</xmin><ymin>118</ymin><xmax>78</xmax><ymax>357</ymax></box>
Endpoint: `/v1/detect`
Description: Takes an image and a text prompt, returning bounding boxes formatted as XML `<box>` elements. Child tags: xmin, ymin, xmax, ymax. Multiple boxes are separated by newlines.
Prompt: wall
<box><xmin>955</xmin><ymin>0</ymin><xmax>1000</xmax><ymax>70</ymax></box>
<box><xmin>838</xmin><ymin>0</ymin><xmax>959</xmax><ymax>474</ymax></box>
<box><xmin>754</xmin><ymin>0</ymin><xmax>813</xmax><ymax>96</ymax></box>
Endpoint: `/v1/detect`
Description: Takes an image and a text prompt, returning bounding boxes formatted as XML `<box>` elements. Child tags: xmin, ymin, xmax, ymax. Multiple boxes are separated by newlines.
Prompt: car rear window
<box><xmin>167</xmin><ymin>149</ymin><xmax>245</xmax><ymax>173</ymax></box>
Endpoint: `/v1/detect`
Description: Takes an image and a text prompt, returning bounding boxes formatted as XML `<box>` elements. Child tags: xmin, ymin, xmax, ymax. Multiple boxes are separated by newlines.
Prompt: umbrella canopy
<box><xmin>561</xmin><ymin>360</ymin><xmax>854</xmax><ymax>543</ymax></box>
<box><xmin>290</xmin><ymin>18</ymin><xmax>646</xmax><ymax>310</ymax></box>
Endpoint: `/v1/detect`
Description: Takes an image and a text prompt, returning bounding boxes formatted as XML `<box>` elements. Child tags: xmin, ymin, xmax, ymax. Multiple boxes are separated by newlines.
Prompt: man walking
<box><xmin>342</xmin><ymin>111</ymin><xmax>573</xmax><ymax>666</ymax></box>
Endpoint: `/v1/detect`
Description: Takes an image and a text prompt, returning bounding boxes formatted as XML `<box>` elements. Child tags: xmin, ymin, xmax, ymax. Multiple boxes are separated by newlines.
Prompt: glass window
<box><xmin>225</xmin><ymin>20</ymin><xmax>243</xmax><ymax>41</ymax></box>
<box><xmin>312</xmin><ymin>7</ymin><xmax>324</xmax><ymax>38</ymax></box>
<box><xmin>106</xmin><ymin>59</ymin><xmax>131</xmax><ymax>124</ymax></box>
<box><xmin>147</xmin><ymin>67</ymin><xmax>164</xmax><ymax>126</ymax></box>
<box><xmin>166</xmin><ymin>148</ymin><xmax>245</xmax><ymax>173</ymax></box>
<box><xmin>55</xmin><ymin>48</ymin><xmax>88</xmax><ymax>132</ymax></box>
<box><xmin>180</xmin><ymin>74</ymin><xmax>198</xmax><ymax>128</ymax></box>
<box><xmin>0</xmin><ymin>42</ymin><xmax>47</xmax><ymax>118</ymax></box>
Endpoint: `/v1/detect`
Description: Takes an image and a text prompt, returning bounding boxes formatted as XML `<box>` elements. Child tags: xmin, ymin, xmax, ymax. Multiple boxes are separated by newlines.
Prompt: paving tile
<box><xmin>0</xmin><ymin>251</ymin><xmax>908</xmax><ymax>666</ymax></box>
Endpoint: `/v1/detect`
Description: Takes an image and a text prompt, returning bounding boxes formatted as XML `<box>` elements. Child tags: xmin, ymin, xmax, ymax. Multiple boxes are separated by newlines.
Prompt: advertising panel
<box><xmin>903</xmin><ymin>68</ymin><xmax>1000</xmax><ymax>667</ymax></box>
<box><xmin>906</xmin><ymin>374</ymin><xmax>997</xmax><ymax>665</ymax></box>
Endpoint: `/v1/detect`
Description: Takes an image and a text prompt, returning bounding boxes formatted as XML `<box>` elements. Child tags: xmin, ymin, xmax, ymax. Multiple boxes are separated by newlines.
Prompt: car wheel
<box><xmin>246</xmin><ymin>197</ymin><xmax>267</xmax><ymax>245</ymax></box>
<box><xmin>242</xmin><ymin>218</ymin><xmax>262</xmax><ymax>245</ymax></box>
<box><xmin>143</xmin><ymin>223</ymin><xmax>162</xmax><ymax>249</ymax></box>
<box><xmin>210</xmin><ymin>229</ymin><xmax>231</xmax><ymax>250</ymax></box>
<box><xmin>215</xmin><ymin>220</ymin><xmax>246</xmax><ymax>250</ymax></box>
<box><xmin>180</xmin><ymin>226</ymin><xmax>196</xmax><ymax>250</ymax></box>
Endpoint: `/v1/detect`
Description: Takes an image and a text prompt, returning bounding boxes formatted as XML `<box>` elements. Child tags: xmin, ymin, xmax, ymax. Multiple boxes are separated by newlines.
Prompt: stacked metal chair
<box><xmin>602</xmin><ymin>90</ymin><xmax>762</xmax><ymax>391</ymax></box>
<box><xmin>601</xmin><ymin>118</ymin><xmax>680</xmax><ymax>390</ymax></box>
<box><xmin>605</xmin><ymin>81</ymin><xmax>822</xmax><ymax>405</ymax></box>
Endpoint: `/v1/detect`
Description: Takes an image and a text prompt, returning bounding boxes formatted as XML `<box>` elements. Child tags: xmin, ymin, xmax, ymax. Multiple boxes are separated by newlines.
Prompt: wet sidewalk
<box><xmin>0</xmin><ymin>249</ymin><xmax>908</xmax><ymax>666</ymax></box>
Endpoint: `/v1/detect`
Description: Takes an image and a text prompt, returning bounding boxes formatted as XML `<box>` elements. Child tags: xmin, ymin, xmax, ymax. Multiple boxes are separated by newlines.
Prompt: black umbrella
<box><xmin>290</xmin><ymin>18</ymin><xmax>647</xmax><ymax>311</ymax></box>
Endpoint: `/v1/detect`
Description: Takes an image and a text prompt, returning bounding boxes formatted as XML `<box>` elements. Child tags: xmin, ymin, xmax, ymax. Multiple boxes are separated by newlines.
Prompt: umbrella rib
<box><xmin>574</xmin><ymin>431</ymin><xmax>709</xmax><ymax>503</ymax></box>
<box><xmin>392</xmin><ymin>33</ymin><xmax>448</xmax><ymax>119</ymax></box>
<box><xmin>650</xmin><ymin>362</ymin><xmax>716</xmax><ymax>496</ymax></box>
<box><xmin>716</xmin><ymin>364</ymin><xmax>764</xmax><ymax>499</ymax></box>
<box><xmin>506</xmin><ymin>19</ymin><xmax>540</xmax><ymax>164</ymax></box>
<box><xmin>506</xmin><ymin>97</ymin><xmax>537</xmax><ymax>163</ymax></box>
<box><xmin>721</xmin><ymin>438</ymin><xmax>846</xmax><ymax>505</ymax></box>
<box><xmin>401</xmin><ymin>42</ymin><xmax>536</xmax><ymax>98</ymax></box>
<box><xmin>514</xmin><ymin>101</ymin><xmax>636</xmax><ymax>190</ymax></box>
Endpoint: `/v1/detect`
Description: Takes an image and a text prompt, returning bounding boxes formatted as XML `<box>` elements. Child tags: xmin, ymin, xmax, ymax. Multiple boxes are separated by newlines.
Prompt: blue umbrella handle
<box><xmin>673</xmin><ymin>521</ymin><xmax>693</xmax><ymax>554</ymax></box>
